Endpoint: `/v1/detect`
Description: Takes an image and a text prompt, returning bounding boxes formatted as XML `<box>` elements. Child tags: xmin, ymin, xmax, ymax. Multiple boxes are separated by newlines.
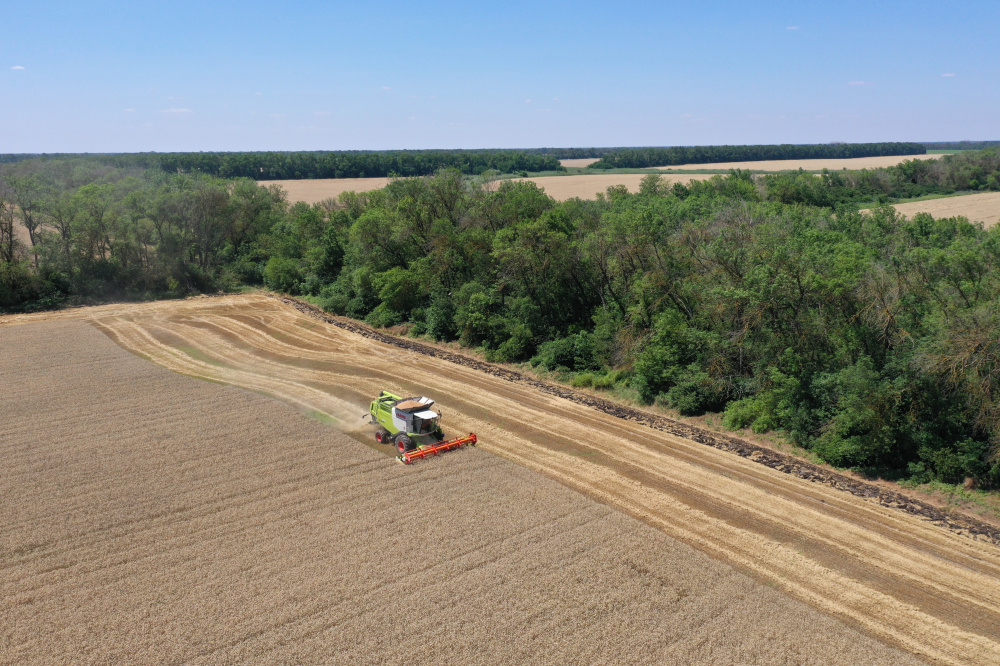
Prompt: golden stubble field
<box><xmin>257</xmin><ymin>177</ymin><xmax>392</xmax><ymax>204</ymax></box>
<box><xmin>0</xmin><ymin>316</ymin><xmax>925</xmax><ymax>665</ymax></box>
<box><xmin>4</xmin><ymin>294</ymin><xmax>1000</xmax><ymax>664</ymax></box>
<box><xmin>558</xmin><ymin>158</ymin><xmax>601</xmax><ymax>168</ymax></box>
<box><xmin>656</xmin><ymin>154</ymin><xmax>947</xmax><ymax>172</ymax></box>
<box><xmin>259</xmin><ymin>155</ymin><xmax>949</xmax><ymax>205</ymax></box>
<box><xmin>509</xmin><ymin>173</ymin><xmax>715</xmax><ymax>200</ymax></box>
<box><xmin>260</xmin><ymin>174</ymin><xmax>715</xmax><ymax>204</ymax></box>
<box><xmin>887</xmin><ymin>192</ymin><xmax>1000</xmax><ymax>227</ymax></box>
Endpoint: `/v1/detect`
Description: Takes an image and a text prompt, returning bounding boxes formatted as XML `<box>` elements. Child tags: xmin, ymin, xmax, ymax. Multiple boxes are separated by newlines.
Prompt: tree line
<box><xmin>0</xmin><ymin>141</ymin><xmax>934</xmax><ymax>175</ymax></box>
<box><xmin>922</xmin><ymin>141</ymin><xmax>1000</xmax><ymax>151</ymax></box>
<box><xmin>3</xmin><ymin>150</ymin><xmax>1000</xmax><ymax>488</ymax></box>
<box><xmin>0</xmin><ymin>151</ymin><xmax>563</xmax><ymax>180</ymax></box>
<box><xmin>589</xmin><ymin>142</ymin><xmax>927</xmax><ymax>169</ymax></box>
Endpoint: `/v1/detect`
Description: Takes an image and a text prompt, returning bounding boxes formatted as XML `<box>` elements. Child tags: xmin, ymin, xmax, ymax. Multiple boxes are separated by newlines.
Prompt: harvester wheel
<box><xmin>374</xmin><ymin>428</ymin><xmax>389</xmax><ymax>444</ymax></box>
<box><xmin>395</xmin><ymin>434</ymin><xmax>414</xmax><ymax>453</ymax></box>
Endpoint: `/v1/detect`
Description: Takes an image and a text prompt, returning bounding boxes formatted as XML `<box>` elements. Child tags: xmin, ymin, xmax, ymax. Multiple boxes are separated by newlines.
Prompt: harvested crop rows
<box><xmin>1</xmin><ymin>319</ymin><xmax>925</xmax><ymax>664</ymax></box>
<box><xmin>5</xmin><ymin>294</ymin><xmax>1000</xmax><ymax>663</ymax></box>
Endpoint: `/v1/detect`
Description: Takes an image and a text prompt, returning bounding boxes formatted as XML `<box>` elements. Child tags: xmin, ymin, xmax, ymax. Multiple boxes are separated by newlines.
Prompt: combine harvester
<box><xmin>367</xmin><ymin>391</ymin><xmax>477</xmax><ymax>464</ymax></box>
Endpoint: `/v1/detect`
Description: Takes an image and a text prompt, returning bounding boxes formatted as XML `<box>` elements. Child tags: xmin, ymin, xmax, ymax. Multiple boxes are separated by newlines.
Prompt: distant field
<box><xmin>885</xmin><ymin>192</ymin><xmax>1000</xmax><ymax>227</ymax></box>
<box><xmin>513</xmin><ymin>173</ymin><xmax>715</xmax><ymax>200</ymax></box>
<box><xmin>14</xmin><ymin>220</ymin><xmax>31</xmax><ymax>244</ymax></box>
<box><xmin>558</xmin><ymin>158</ymin><xmax>601</xmax><ymax>168</ymax></box>
<box><xmin>259</xmin><ymin>177</ymin><xmax>392</xmax><ymax>204</ymax></box>
<box><xmin>261</xmin><ymin>173</ymin><xmax>715</xmax><ymax>204</ymax></box>
<box><xmin>657</xmin><ymin>154</ymin><xmax>946</xmax><ymax>172</ymax></box>
<box><xmin>0</xmin><ymin>315</ymin><xmax>924</xmax><ymax>665</ymax></box>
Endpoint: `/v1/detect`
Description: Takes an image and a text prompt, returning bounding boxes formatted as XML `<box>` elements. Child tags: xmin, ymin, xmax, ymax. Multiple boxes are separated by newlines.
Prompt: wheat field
<box><xmin>886</xmin><ymin>192</ymin><xmax>1000</xmax><ymax>227</ymax></box>
<box><xmin>0</xmin><ymin>317</ymin><xmax>926</xmax><ymax>664</ymax></box>
<box><xmin>656</xmin><ymin>154</ymin><xmax>947</xmax><ymax>172</ymax></box>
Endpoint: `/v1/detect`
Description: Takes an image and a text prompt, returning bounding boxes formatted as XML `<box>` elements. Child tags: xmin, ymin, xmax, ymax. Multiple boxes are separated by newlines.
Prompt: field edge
<box><xmin>270</xmin><ymin>293</ymin><xmax>1000</xmax><ymax>549</ymax></box>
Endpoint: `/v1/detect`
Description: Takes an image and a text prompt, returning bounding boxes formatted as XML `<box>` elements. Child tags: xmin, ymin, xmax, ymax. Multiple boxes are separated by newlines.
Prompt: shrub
<box><xmin>530</xmin><ymin>331</ymin><xmax>599</xmax><ymax>372</ymax></box>
<box><xmin>426</xmin><ymin>292</ymin><xmax>457</xmax><ymax>340</ymax></box>
<box><xmin>263</xmin><ymin>256</ymin><xmax>301</xmax><ymax>293</ymax></box>
<box><xmin>661</xmin><ymin>365</ymin><xmax>725</xmax><ymax>416</ymax></box>
<box><xmin>489</xmin><ymin>324</ymin><xmax>535</xmax><ymax>363</ymax></box>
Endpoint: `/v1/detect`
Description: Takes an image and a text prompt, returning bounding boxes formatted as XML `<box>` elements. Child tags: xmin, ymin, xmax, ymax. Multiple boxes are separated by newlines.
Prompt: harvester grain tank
<box><xmin>367</xmin><ymin>390</ymin><xmax>476</xmax><ymax>464</ymax></box>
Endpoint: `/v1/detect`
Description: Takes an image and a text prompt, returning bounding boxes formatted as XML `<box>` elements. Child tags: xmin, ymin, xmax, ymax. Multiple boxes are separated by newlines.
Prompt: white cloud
<box><xmin>10</xmin><ymin>65</ymin><xmax>25</xmax><ymax>70</ymax></box>
<box><xmin>124</xmin><ymin>108</ymin><xmax>135</xmax><ymax>113</ymax></box>
<box><xmin>848</xmin><ymin>81</ymin><xmax>871</xmax><ymax>85</ymax></box>
<box><xmin>382</xmin><ymin>86</ymin><xmax>391</xmax><ymax>90</ymax></box>
<box><xmin>942</xmin><ymin>73</ymin><xmax>956</xmax><ymax>77</ymax></box>
<box><xmin>160</xmin><ymin>108</ymin><xmax>192</xmax><ymax>113</ymax></box>
<box><xmin>786</xmin><ymin>26</ymin><xmax>799</xmax><ymax>30</ymax></box>
<box><xmin>525</xmin><ymin>99</ymin><xmax>532</xmax><ymax>103</ymax></box>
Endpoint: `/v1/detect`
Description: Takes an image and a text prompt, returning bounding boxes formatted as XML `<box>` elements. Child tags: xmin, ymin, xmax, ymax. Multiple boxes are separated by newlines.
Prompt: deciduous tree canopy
<box><xmin>4</xmin><ymin>149</ymin><xmax>1000</xmax><ymax>487</ymax></box>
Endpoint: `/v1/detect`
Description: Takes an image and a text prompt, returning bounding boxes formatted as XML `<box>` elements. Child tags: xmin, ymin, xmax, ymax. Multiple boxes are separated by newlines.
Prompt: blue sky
<box><xmin>2</xmin><ymin>1</ymin><xmax>997</xmax><ymax>152</ymax></box>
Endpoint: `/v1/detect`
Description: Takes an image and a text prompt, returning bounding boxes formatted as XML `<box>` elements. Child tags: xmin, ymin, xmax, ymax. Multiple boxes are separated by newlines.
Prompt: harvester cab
<box><xmin>367</xmin><ymin>390</ymin><xmax>476</xmax><ymax>464</ymax></box>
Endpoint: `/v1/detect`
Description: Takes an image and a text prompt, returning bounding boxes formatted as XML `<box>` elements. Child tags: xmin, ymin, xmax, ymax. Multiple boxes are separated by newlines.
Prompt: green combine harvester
<box><xmin>367</xmin><ymin>391</ymin><xmax>477</xmax><ymax>464</ymax></box>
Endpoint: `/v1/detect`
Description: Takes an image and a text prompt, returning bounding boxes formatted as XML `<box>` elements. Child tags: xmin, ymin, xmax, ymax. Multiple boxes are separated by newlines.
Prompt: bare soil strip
<box><xmin>656</xmin><ymin>154</ymin><xmax>946</xmax><ymax>172</ymax></box>
<box><xmin>5</xmin><ymin>294</ymin><xmax>1000</xmax><ymax>663</ymax></box>
<box><xmin>0</xmin><ymin>320</ymin><xmax>922</xmax><ymax>665</ymax></box>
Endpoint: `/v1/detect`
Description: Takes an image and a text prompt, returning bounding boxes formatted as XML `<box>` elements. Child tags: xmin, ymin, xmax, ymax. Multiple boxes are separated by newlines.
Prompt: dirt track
<box><xmin>1</xmin><ymin>319</ymin><xmax>924</xmax><ymax>664</ymax></box>
<box><xmin>5</xmin><ymin>294</ymin><xmax>1000</xmax><ymax>663</ymax></box>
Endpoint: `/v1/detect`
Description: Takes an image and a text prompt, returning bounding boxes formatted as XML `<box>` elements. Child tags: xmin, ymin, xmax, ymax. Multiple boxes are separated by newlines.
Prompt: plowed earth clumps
<box><xmin>1</xmin><ymin>321</ymin><xmax>921</xmax><ymax>665</ymax></box>
<box><xmin>4</xmin><ymin>294</ymin><xmax>1000</xmax><ymax>664</ymax></box>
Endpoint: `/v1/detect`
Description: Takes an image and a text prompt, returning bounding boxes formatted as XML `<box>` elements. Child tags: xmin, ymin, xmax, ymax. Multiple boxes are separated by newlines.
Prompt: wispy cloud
<box><xmin>942</xmin><ymin>73</ymin><xmax>956</xmax><ymax>77</ymax></box>
<box><xmin>10</xmin><ymin>65</ymin><xmax>25</xmax><ymax>70</ymax></box>
<box><xmin>524</xmin><ymin>99</ymin><xmax>532</xmax><ymax>103</ymax></box>
<box><xmin>382</xmin><ymin>86</ymin><xmax>391</xmax><ymax>90</ymax></box>
<box><xmin>124</xmin><ymin>108</ymin><xmax>135</xmax><ymax>113</ymax></box>
<box><xmin>161</xmin><ymin>108</ymin><xmax>192</xmax><ymax>113</ymax></box>
<box><xmin>848</xmin><ymin>81</ymin><xmax>871</xmax><ymax>85</ymax></box>
<box><xmin>786</xmin><ymin>26</ymin><xmax>799</xmax><ymax>30</ymax></box>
